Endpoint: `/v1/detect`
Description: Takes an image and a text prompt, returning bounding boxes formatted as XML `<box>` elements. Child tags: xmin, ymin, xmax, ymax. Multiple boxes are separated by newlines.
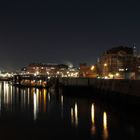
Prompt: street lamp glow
<box><xmin>91</xmin><ymin>65</ymin><xmax>95</xmax><ymax>70</ymax></box>
<box><xmin>116</xmin><ymin>73</ymin><xmax>119</xmax><ymax>77</ymax></box>
<box><xmin>104</xmin><ymin>63</ymin><xmax>107</xmax><ymax>67</ymax></box>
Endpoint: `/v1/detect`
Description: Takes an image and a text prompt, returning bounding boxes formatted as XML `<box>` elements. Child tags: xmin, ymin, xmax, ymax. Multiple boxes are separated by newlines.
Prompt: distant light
<box><xmin>71</xmin><ymin>73</ymin><xmax>74</xmax><ymax>77</ymax></box>
<box><xmin>104</xmin><ymin>76</ymin><xmax>108</xmax><ymax>79</ymax></box>
<box><xmin>116</xmin><ymin>73</ymin><xmax>119</xmax><ymax>77</ymax></box>
<box><xmin>119</xmin><ymin>68</ymin><xmax>124</xmax><ymax>72</ymax></box>
<box><xmin>108</xmin><ymin>73</ymin><xmax>113</xmax><ymax>79</ymax></box>
<box><xmin>69</xmin><ymin>64</ymin><xmax>73</xmax><ymax>68</ymax></box>
<box><xmin>91</xmin><ymin>65</ymin><xmax>95</xmax><ymax>70</ymax></box>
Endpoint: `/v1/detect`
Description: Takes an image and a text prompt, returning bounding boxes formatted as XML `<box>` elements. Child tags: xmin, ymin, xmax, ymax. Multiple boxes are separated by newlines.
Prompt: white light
<box><xmin>119</xmin><ymin>68</ymin><xmax>124</xmax><ymax>72</ymax></box>
<box><xmin>36</xmin><ymin>71</ymin><xmax>39</xmax><ymax>75</ymax></box>
<box><xmin>104</xmin><ymin>76</ymin><xmax>108</xmax><ymax>79</ymax></box>
<box><xmin>74</xmin><ymin>103</ymin><xmax>78</xmax><ymax>127</ymax></box>
<box><xmin>33</xmin><ymin>93</ymin><xmax>37</xmax><ymax>120</ymax></box>
<box><xmin>91</xmin><ymin>65</ymin><xmax>95</xmax><ymax>70</ymax></box>
<box><xmin>116</xmin><ymin>73</ymin><xmax>119</xmax><ymax>77</ymax></box>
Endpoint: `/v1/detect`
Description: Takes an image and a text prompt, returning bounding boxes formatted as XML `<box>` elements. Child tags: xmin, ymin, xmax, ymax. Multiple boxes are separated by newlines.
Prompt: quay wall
<box><xmin>58</xmin><ymin>78</ymin><xmax>140</xmax><ymax>97</ymax></box>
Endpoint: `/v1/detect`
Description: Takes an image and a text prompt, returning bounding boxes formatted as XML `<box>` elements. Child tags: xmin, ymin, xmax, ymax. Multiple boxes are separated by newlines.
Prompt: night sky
<box><xmin>0</xmin><ymin>0</ymin><xmax>140</xmax><ymax>70</ymax></box>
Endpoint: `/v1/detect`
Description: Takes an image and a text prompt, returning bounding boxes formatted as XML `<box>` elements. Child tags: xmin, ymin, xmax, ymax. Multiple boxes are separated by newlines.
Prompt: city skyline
<box><xmin>0</xmin><ymin>0</ymin><xmax>140</xmax><ymax>70</ymax></box>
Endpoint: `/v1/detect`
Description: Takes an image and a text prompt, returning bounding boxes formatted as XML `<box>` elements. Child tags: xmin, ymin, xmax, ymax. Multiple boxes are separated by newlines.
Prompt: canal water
<box><xmin>0</xmin><ymin>81</ymin><xmax>140</xmax><ymax>140</ymax></box>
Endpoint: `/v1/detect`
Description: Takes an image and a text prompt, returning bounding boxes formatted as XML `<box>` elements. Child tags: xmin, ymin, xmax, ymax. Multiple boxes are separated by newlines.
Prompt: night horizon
<box><xmin>0</xmin><ymin>0</ymin><xmax>140</xmax><ymax>71</ymax></box>
<box><xmin>1</xmin><ymin>1</ymin><xmax>140</xmax><ymax>139</ymax></box>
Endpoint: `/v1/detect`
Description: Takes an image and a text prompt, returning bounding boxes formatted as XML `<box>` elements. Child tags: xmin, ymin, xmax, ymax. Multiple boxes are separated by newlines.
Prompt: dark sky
<box><xmin>0</xmin><ymin>0</ymin><xmax>140</xmax><ymax>70</ymax></box>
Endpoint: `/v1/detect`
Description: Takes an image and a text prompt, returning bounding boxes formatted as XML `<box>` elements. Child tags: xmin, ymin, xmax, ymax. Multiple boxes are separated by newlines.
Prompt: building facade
<box><xmin>79</xmin><ymin>63</ymin><xmax>98</xmax><ymax>78</ymax></box>
<box><xmin>21</xmin><ymin>63</ymin><xmax>79</xmax><ymax>78</ymax></box>
<box><xmin>97</xmin><ymin>46</ymin><xmax>140</xmax><ymax>79</ymax></box>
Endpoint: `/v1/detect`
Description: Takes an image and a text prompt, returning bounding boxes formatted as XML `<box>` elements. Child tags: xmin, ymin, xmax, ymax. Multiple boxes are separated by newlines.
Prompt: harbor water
<box><xmin>0</xmin><ymin>81</ymin><xmax>139</xmax><ymax>140</ymax></box>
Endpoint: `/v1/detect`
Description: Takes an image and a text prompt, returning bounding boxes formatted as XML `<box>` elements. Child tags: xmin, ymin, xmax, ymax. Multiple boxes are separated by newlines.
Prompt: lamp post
<box><xmin>103</xmin><ymin>63</ymin><xmax>108</xmax><ymax>78</ymax></box>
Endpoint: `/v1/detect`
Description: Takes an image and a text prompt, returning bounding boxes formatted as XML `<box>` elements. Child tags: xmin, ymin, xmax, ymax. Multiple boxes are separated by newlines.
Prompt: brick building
<box><xmin>97</xmin><ymin>46</ymin><xmax>140</xmax><ymax>79</ymax></box>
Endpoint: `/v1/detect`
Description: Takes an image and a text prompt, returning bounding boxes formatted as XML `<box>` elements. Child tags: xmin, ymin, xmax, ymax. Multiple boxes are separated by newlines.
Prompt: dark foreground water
<box><xmin>0</xmin><ymin>81</ymin><xmax>140</xmax><ymax>140</ymax></box>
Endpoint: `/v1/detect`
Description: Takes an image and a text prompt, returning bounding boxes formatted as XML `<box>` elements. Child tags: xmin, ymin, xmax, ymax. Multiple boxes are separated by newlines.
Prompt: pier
<box><xmin>11</xmin><ymin>75</ymin><xmax>140</xmax><ymax>103</ymax></box>
<box><xmin>11</xmin><ymin>75</ymin><xmax>140</xmax><ymax>97</ymax></box>
<box><xmin>13</xmin><ymin>75</ymin><xmax>49</xmax><ymax>88</ymax></box>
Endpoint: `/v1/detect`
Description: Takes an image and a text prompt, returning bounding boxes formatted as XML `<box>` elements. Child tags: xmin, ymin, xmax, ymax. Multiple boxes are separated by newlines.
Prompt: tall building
<box><xmin>97</xmin><ymin>46</ymin><xmax>140</xmax><ymax>79</ymax></box>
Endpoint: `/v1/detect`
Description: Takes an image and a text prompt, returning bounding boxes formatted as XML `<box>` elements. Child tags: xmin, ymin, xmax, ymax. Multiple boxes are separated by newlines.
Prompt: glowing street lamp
<box><xmin>116</xmin><ymin>72</ymin><xmax>119</xmax><ymax>77</ymax></box>
<box><xmin>104</xmin><ymin>63</ymin><xmax>107</xmax><ymax>67</ymax></box>
<box><xmin>103</xmin><ymin>63</ymin><xmax>108</xmax><ymax>78</ymax></box>
<box><xmin>91</xmin><ymin>65</ymin><xmax>95</xmax><ymax>70</ymax></box>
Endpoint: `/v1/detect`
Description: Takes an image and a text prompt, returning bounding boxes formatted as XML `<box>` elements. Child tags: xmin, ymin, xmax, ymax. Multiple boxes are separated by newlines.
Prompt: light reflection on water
<box><xmin>103</xmin><ymin>112</ymin><xmax>108</xmax><ymax>140</ymax></box>
<box><xmin>43</xmin><ymin>89</ymin><xmax>47</xmax><ymax>113</ymax></box>
<box><xmin>0</xmin><ymin>83</ymin><xmax>2</xmax><ymax>113</ymax></box>
<box><xmin>74</xmin><ymin>103</ymin><xmax>78</xmax><ymax>127</ymax></box>
<box><xmin>91</xmin><ymin>103</ymin><xmax>96</xmax><ymax>135</ymax></box>
<box><xmin>0</xmin><ymin>81</ymin><xmax>140</xmax><ymax>140</ymax></box>
<box><xmin>70</xmin><ymin>103</ymin><xmax>79</xmax><ymax>127</ymax></box>
<box><xmin>60</xmin><ymin>95</ymin><xmax>63</xmax><ymax>118</ymax></box>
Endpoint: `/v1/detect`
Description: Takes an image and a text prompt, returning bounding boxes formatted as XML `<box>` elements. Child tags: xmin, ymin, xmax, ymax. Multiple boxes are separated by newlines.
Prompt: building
<box><xmin>79</xmin><ymin>63</ymin><xmax>98</xmax><ymax>78</ymax></box>
<box><xmin>21</xmin><ymin>63</ymin><xmax>79</xmax><ymax>78</ymax></box>
<box><xmin>97</xmin><ymin>46</ymin><xmax>140</xmax><ymax>79</ymax></box>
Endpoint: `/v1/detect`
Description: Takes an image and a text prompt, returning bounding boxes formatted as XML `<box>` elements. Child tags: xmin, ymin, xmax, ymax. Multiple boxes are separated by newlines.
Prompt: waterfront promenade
<box><xmin>6</xmin><ymin>75</ymin><xmax>140</xmax><ymax>105</ymax></box>
<box><xmin>11</xmin><ymin>75</ymin><xmax>140</xmax><ymax>96</ymax></box>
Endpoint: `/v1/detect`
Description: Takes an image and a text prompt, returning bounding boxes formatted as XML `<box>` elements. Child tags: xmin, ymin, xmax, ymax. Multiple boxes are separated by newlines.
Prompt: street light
<box><xmin>104</xmin><ymin>63</ymin><xmax>107</xmax><ymax>67</ymax></box>
<box><xmin>103</xmin><ymin>63</ymin><xmax>108</xmax><ymax>78</ymax></box>
<box><xmin>91</xmin><ymin>65</ymin><xmax>95</xmax><ymax>70</ymax></box>
<box><xmin>116</xmin><ymin>72</ymin><xmax>119</xmax><ymax>77</ymax></box>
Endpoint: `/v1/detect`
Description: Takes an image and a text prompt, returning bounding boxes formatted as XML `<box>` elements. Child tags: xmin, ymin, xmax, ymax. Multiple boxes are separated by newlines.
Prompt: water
<box><xmin>0</xmin><ymin>81</ymin><xmax>140</xmax><ymax>140</ymax></box>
